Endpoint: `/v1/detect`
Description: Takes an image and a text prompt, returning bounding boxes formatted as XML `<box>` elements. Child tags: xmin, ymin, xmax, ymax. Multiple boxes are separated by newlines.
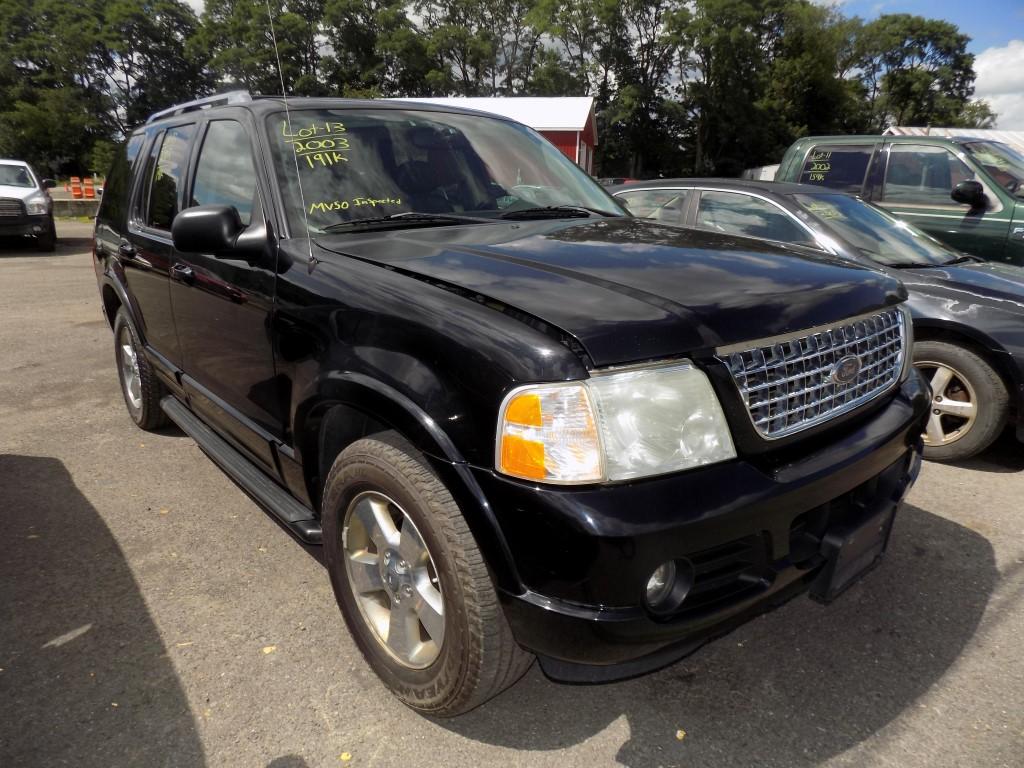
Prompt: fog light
<box><xmin>646</xmin><ymin>561</ymin><xmax>677</xmax><ymax>608</ymax></box>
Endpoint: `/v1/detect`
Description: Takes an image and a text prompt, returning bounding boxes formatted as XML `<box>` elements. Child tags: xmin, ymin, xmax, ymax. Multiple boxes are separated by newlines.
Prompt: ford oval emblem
<box><xmin>831</xmin><ymin>355</ymin><xmax>862</xmax><ymax>385</ymax></box>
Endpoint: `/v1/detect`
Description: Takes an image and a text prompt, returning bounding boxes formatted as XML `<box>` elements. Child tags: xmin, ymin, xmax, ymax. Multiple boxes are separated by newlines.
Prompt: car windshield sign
<box><xmin>0</xmin><ymin>164</ymin><xmax>34</xmax><ymax>188</ymax></box>
<box><xmin>793</xmin><ymin>193</ymin><xmax>957</xmax><ymax>267</ymax></box>
<box><xmin>962</xmin><ymin>141</ymin><xmax>1024</xmax><ymax>197</ymax></box>
<box><xmin>267</xmin><ymin>109</ymin><xmax>624</xmax><ymax>234</ymax></box>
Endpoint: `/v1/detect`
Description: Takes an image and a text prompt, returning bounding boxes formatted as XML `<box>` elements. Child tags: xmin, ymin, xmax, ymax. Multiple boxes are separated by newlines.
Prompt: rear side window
<box><xmin>96</xmin><ymin>134</ymin><xmax>144</xmax><ymax>227</ymax></box>
<box><xmin>145</xmin><ymin>124</ymin><xmax>195</xmax><ymax>231</ymax></box>
<box><xmin>190</xmin><ymin>120</ymin><xmax>260</xmax><ymax>226</ymax></box>
<box><xmin>883</xmin><ymin>144</ymin><xmax>978</xmax><ymax>205</ymax></box>
<box><xmin>617</xmin><ymin>189</ymin><xmax>688</xmax><ymax>224</ymax></box>
<box><xmin>799</xmin><ymin>146</ymin><xmax>873</xmax><ymax>192</ymax></box>
<box><xmin>696</xmin><ymin>191</ymin><xmax>815</xmax><ymax>245</ymax></box>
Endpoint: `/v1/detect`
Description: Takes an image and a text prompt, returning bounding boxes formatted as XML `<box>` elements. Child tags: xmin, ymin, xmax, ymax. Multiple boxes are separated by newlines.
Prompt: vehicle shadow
<box><xmin>950</xmin><ymin>428</ymin><xmax>1024</xmax><ymax>474</ymax></box>
<box><xmin>0</xmin><ymin>235</ymin><xmax>91</xmax><ymax>256</ymax></box>
<box><xmin>439</xmin><ymin>503</ymin><xmax>995</xmax><ymax>767</ymax></box>
<box><xmin>0</xmin><ymin>455</ymin><xmax>206</xmax><ymax>767</ymax></box>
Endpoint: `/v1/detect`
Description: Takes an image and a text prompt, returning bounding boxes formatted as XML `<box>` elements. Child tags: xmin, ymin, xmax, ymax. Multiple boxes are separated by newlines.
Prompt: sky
<box><xmin>185</xmin><ymin>0</ymin><xmax>1024</xmax><ymax>130</ymax></box>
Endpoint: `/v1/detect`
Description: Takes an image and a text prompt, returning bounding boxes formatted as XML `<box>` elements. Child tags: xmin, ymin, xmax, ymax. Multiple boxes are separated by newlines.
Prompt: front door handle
<box><xmin>171</xmin><ymin>262</ymin><xmax>195</xmax><ymax>284</ymax></box>
<box><xmin>118</xmin><ymin>240</ymin><xmax>136</xmax><ymax>259</ymax></box>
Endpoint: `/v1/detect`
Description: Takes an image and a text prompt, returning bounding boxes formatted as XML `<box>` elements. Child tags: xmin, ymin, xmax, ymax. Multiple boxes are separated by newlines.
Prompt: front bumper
<box><xmin>478</xmin><ymin>370</ymin><xmax>930</xmax><ymax>681</ymax></box>
<box><xmin>0</xmin><ymin>213</ymin><xmax>51</xmax><ymax>237</ymax></box>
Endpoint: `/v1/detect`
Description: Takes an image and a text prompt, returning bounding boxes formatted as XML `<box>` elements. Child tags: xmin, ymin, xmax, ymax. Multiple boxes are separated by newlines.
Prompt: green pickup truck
<box><xmin>777</xmin><ymin>135</ymin><xmax>1024</xmax><ymax>265</ymax></box>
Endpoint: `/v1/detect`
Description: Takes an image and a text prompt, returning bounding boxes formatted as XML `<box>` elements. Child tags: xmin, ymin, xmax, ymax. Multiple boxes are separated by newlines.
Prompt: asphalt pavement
<box><xmin>1</xmin><ymin>221</ymin><xmax>1022</xmax><ymax>767</ymax></box>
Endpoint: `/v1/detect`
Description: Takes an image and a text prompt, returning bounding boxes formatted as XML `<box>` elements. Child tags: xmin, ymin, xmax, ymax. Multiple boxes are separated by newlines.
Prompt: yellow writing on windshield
<box><xmin>309</xmin><ymin>196</ymin><xmax>402</xmax><ymax>214</ymax></box>
<box><xmin>281</xmin><ymin>120</ymin><xmax>351</xmax><ymax>169</ymax></box>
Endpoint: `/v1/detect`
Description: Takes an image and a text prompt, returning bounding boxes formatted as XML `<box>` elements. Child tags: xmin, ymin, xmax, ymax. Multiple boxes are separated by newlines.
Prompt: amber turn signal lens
<box><xmin>499</xmin><ymin>433</ymin><xmax>546</xmax><ymax>480</ymax></box>
<box><xmin>496</xmin><ymin>385</ymin><xmax>603</xmax><ymax>483</ymax></box>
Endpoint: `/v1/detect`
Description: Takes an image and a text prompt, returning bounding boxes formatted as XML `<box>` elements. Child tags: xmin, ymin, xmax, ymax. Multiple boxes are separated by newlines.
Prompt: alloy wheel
<box><xmin>917</xmin><ymin>361</ymin><xmax>977</xmax><ymax>447</ymax></box>
<box><xmin>119</xmin><ymin>328</ymin><xmax>143</xmax><ymax>410</ymax></box>
<box><xmin>342</xmin><ymin>490</ymin><xmax>445</xmax><ymax>669</ymax></box>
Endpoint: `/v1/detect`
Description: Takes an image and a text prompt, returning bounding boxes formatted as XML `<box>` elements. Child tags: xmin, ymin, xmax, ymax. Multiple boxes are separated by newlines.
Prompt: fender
<box><xmin>293</xmin><ymin>371</ymin><xmax>525</xmax><ymax>593</ymax></box>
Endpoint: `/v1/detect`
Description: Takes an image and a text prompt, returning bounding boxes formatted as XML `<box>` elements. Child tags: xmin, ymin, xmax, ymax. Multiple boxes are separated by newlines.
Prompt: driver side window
<box><xmin>883</xmin><ymin>145</ymin><xmax>978</xmax><ymax>207</ymax></box>
<box><xmin>191</xmin><ymin>120</ymin><xmax>259</xmax><ymax>226</ymax></box>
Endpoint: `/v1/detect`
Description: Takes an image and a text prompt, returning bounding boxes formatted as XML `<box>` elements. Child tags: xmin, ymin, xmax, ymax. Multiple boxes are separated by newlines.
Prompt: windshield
<box><xmin>961</xmin><ymin>141</ymin><xmax>1024</xmax><ymax>197</ymax></box>
<box><xmin>267</xmin><ymin>109</ymin><xmax>625</xmax><ymax>234</ymax></box>
<box><xmin>0</xmin><ymin>164</ymin><xmax>35</xmax><ymax>188</ymax></box>
<box><xmin>793</xmin><ymin>193</ymin><xmax>957</xmax><ymax>267</ymax></box>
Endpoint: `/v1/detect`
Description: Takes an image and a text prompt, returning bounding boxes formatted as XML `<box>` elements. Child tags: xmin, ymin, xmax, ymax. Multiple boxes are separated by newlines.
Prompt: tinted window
<box><xmin>696</xmin><ymin>191</ymin><xmax>814</xmax><ymax>244</ymax></box>
<box><xmin>191</xmin><ymin>120</ymin><xmax>259</xmax><ymax>226</ymax></box>
<box><xmin>799</xmin><ymin>146</ymin><xmax>873</xmax><ymax>192</ymax></box>
<box><xmin>146</xmin><ymin>124</ymin><xmax>195</xmax><ymax>230</ymax></box>
<box><xmin>617</xmin><ymin>189</ymin><xmax>688</xmax><ymax>223</ymax></box>
<box><xmin>883</xmin><ymin>144</ymin><xmax>978</xmax><ymax>205</ymax></box>
<box><xmin>97</xmin><ymin>134</ymin><xmax>144</xmax><ymax>227</ymax></box>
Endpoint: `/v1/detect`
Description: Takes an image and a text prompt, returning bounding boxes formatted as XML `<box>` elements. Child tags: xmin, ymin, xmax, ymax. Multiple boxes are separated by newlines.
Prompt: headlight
<box><xmin>496</xmin><ymin>361</ymin><xmax>736</xmax><ymax>484</ymax></box>
<box><xmin>25</xmin><ymin>195</ymin><xmax>48</xmax><ymax>215</ymax></box>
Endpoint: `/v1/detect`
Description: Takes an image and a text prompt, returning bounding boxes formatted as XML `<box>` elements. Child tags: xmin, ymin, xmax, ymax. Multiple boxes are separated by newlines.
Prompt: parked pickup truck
<box><xmin>93</xmin><ymin>92</ymin><xmax>929</xmax><ymax>716</ymax></box>
<box><xmin>777</xmin><ymin>135</ymin><xmax>1024</xmax><ymax>265</ymax></box>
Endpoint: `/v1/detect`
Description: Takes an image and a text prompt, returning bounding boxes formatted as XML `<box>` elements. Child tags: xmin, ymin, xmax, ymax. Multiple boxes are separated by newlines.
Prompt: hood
<box><xmin>317</xmin><ymin>217</ymin><xmax>905</xmax><ymax>367</ymax></box>
<box><xmin>900</xmin><ymin>261</ymin><xmax>1024</xmax><ymax>313</ymax></box>
<box><xmin>0</xmin><ymin>184</ymin><xmax>39</xmax><ymax>201</ymax></box>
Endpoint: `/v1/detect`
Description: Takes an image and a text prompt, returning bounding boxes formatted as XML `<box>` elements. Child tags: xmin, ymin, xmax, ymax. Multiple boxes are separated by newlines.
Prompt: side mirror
<box><xmin>171</xmin><ymin>205</ymin><xmax>269</xmax><ymax>263</ymax></box>
<box><xmin>951</xmin><ymin>180</ymin><xmax>986</xmax><ymax>208</ymax></box>
<box><xmin>42</xmin><ymin>178</ymin><xmax>56</xmax><ymax>189</ymax></box>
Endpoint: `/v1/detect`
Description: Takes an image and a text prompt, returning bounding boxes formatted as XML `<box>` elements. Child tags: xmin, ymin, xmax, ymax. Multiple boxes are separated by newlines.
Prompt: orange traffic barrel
<box><xmin>70</xmin><ymin>176</ymin><xmax>83</xmax><ymax>199</ymax></box>
<box><xmin>83</xmin><ymin>177</ymin><xmax>95</xmax><ymax>199</ymax></box>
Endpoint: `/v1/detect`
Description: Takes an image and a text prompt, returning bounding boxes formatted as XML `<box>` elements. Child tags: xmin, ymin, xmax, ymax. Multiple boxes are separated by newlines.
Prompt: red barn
<box><xmin>392</xmin><ymin>97</ymin><xmax>598</xmax><ymax>174</ymax></box>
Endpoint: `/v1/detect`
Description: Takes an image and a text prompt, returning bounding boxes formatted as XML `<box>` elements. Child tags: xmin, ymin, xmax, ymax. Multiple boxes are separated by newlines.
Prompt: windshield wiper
<box><xmin>499</xmin><ymin>205</ymin><xmax>617</xmax><ymax>220</ymax></box>
<box><xmin>321</xmin><ymin>212</ymin><xmax>483</xmax><ymax>232</ymax></box>
<box><xmin>943</xmin><ymin>255</ymin><xmax>979</xmax><ymax>266</ymax></box>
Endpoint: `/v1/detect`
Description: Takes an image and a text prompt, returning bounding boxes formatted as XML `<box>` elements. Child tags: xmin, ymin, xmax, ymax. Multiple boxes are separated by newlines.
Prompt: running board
<box><xmin>160</xmin><ymin>396</ymin><xmax>322</xmax><ymax>544</ymax></box>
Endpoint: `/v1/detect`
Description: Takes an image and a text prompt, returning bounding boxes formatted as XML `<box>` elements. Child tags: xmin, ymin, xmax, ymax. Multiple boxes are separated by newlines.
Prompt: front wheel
<box><xmin>321</xmin><ymin>432</ymin><xmax>533</xmax><ymax>716</ymax></box>
<box><xmin>914</xmin><ymin>340</ymin><xmax>1007</xmax><ymax>461</ymax></box>
<box><xmin>35</xmin><ymin>219</ymin><xmax>56</xmax><ymax>252</ymax></box>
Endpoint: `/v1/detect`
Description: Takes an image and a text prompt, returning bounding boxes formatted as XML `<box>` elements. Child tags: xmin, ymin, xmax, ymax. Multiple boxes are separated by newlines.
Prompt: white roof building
<box><xmin>884</xmin><ymin>126</ymin><xmax>1024</xmax><ymax>155</ymax></box>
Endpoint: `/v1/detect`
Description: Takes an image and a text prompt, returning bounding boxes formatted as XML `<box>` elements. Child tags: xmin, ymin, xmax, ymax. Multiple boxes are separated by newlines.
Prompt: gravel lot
<box><xmin>2</xmin><ymin>221</ymin><xmax>1022</xmax><ymax>768</ymax></box>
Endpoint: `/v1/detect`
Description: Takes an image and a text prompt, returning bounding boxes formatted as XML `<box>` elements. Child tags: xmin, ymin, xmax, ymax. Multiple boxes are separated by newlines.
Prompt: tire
<box><xmin>35</xmin><ymin>219</ymin><xmax>56</xmax><ymax>252</ymax></box>
<box><xmin>322</xmin><ymin>432</ymin><xmax>533</xmax><ymax>716</ymax></box>
<box><xmin>914</xmin><ymin>340</ymin><xmax>1007</xmax><ymax>461</ymax></box>
<box><xmin>113</xmin><ymin>308</ymin><xmax>169</xmax><ymax>430</ymax></box>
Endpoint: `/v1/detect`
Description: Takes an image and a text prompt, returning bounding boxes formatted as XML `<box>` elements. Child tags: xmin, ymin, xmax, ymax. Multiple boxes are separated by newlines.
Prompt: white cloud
<box><xmin>974</xmin><ymin>40</ymin><xmax>1024</xmax><ymax>130</ymax></box>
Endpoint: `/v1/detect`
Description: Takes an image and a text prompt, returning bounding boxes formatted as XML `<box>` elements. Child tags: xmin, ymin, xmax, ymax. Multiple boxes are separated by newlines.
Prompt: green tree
<box><xmin>194</xmin><ymin>0</ymin><xmax>326</xmax><ymax>95</ymax></box>
<box><xmin>856</xmin><ymin>14</ymin><xmax>976</xmax><ymax>130</ymax></box>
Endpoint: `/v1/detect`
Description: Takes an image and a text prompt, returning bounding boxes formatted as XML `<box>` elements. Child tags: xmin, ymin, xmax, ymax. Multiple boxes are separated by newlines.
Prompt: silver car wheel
<box><xmin>342</xmin><ymin>490</ymin><xmax>445</xmax><ymax>669</ymax></box>
<box><xmin>918</xmin><ymin>361</ymin><xmax>978</xmax><ymax>447</ymax></box>
<box><xmin>119</xmin><ymin>327</ymin><xmax>143</xmax><ymax>410</ymax></box>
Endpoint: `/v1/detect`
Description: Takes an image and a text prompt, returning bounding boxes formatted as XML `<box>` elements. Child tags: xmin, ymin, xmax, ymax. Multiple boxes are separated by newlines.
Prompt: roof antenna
<box><xmin>263</xmin><ymin>0</ymin><xmax>315</xmax><ymax>268</ymax></box>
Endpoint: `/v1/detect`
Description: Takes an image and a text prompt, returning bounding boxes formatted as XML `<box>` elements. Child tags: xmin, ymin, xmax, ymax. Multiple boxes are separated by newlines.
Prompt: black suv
<box><xmin>93</xmin><ymin>93</ymin><xmax>929</xmax><ymax>716</ymax></box>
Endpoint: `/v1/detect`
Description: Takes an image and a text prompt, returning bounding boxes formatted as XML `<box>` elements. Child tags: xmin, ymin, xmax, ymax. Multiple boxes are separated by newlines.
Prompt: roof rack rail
<box><xmin>146</xmin><ymin>91</ymin><xmax>252</xmax><ymax>124</ymax></box>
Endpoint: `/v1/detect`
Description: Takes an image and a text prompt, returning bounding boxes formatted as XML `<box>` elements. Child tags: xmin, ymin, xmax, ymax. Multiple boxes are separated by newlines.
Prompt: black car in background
<box><xmin>612</xmin><ymin>178</ymin><xmax>1024</xmax><ymax>461</ymax></box>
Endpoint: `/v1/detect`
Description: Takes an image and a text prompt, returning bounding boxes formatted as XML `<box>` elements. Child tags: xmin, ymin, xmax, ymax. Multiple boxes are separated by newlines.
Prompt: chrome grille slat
<box><xmin>720</xmin><ymin>308</ymin><xmax>906</xmax><ymax>439</ymax></box>
<box><xmin>0</xmin><ymin>198</ymin><xmax>25</xmax><ymax>217</ymax></box>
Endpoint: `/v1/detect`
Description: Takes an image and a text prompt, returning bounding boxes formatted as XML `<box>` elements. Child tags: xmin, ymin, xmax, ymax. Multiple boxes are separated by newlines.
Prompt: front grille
<box><xmin>0</xmin><ymin>198</ymin><xmax>25</xmax><ymax>217</ymax></box>
<box><xmin>720</xmin><ymin>308</ymin><xmax>906</xmax><ymax>439</ymax></box>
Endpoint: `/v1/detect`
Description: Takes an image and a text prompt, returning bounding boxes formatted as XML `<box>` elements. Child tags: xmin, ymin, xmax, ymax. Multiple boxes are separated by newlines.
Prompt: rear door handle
<box><xmin>171</xmin><ymin>262</ymin><xmax>195</xmax><ymax>284</ymax></box>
